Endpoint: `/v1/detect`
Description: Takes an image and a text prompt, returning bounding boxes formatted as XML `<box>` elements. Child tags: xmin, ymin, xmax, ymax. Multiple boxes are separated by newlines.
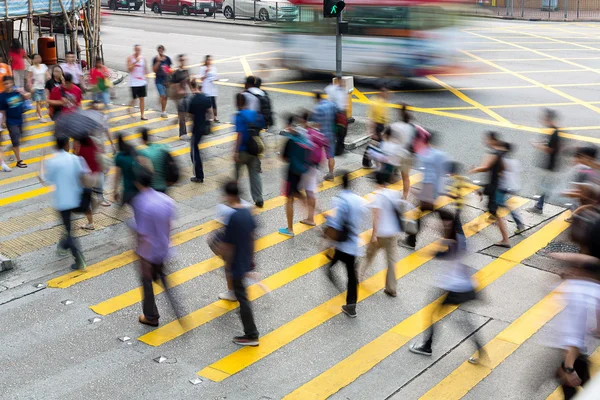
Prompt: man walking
<box><xmin>127</xmin><ymin>45</ymin><xmax>149</xmax><ymax>120</ymax></box>
<box><xmin>311</xmin><ymin>91</ymin><xmax>337</xmax><ymax>181</ymax></box>
<box><xmin>129</xmin><ymin>167</ymin><xmax>177</xmax><ymax>327</ymax></box>
<box><xmin>234</xmin><ymin>93</ymin><xmax>265</xmax><ymax>207</ymax></box>
<box><xmin>152</xmin><ymin>45</ymin><xmax>172</xmax><ymax>118</ymax></box>
<box><xmin>171</xmin><ymin>54</ymin><xmax>190</xmax><ymax>139</ymax></box>
<box><xmin>187</xmin><ymin>79</ymin><xmax>212</xmax><ymax>183</ymax></box>
<box><xmin>60</xmin><ymin>51</ymin><xmax>84</xmax><ymax>92</ymax></box>
<box><xmin>200</xmin><ymin>55</ymin><xmax>219</xmax><ymax>123</ymax></box>
<box><xmin>0</xmin><ymin>76</ymin><xmax>28</xmax><ymax>169</ymax></box>
<box><xmin>221</xmin><ymin>181</ymin><xmax>259</xmax><ymax>346</ymax></box>
<box><xmin>530</xmin><ymin>108</ymin><xmax>561</xmax><ymax>214</ymax></box>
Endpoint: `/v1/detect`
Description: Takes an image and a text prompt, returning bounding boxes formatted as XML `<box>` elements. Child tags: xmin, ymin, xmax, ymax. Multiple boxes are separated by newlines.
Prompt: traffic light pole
<box><xmin>335</xmin><ymin>12</ymin><xmax>342</xmax><ymax>79</ymax></box>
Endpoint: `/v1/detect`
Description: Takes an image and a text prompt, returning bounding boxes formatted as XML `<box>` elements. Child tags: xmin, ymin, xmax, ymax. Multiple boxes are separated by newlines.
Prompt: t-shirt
<box><xmin>29</xmin><ymin>64</ymin><xmax>48</xmax><ymax>90</ymax></box>
<box><xmin>0</xmin><ymin>91</ymin><xmax>24</xmax><ymax>126</ymax></box>
<box><xmin>324</xmin><ymin>84</ymin><xmax>347</xmax><ymax>111</ymax></box>
<box><xmin>9</xmin><ymin>49</ymin><xmax>27</xmax><ymax>71</ymax></box>
<box><xmin>224</xmin><ymin>207</ymin><xmax>256</xmax><ymax>279</ymax></box>
<box><xmin>89</xmin><ymin>67</ymin><xmax>108</xmax><ymax>86</ymax></box>
<box><xmin>500</xmin><ymin>158</ymin><xmax>520</xmax><ymax>192</ymax></box>
<box><xmin>368</xmin><ymin>95</ymin><xmax>389</xmax><ymax>125</ymax></box>
<box><xmin>235</xmin><ymin>109</ymin><xmax>264</xmax><ymax>153</ymax></box>
<box><xmin>0</xmin><ymin>63</ymin><xmax>12</xmax><ymax>92</ymax></box>
<box><xmin>187</xmin><ymin>92</ymin><xmax>212</xmax><ymax>136</ymax></box>
<box><xmin>545</xmin><ymin>128</ymin><xmax>561</xmax><ymax>171</ymax></box>
<box><xmin>77</xmin><ymin>140</ymin><xmax>101</xmax><ymax>173</ymax></box>
<box><xmin>50</xmin><ymin>84</ymin><xmax>82</xmax><ymax>114</ymax></box>
<box><xmin>199</xmin><ymin>65</ymin><xmax>218</xmax><ymax>97</ymax></box>
<box><xmin>283</xmin><ymin>134</ymin><xmax>309</xmax><ymax>175</ymax></box>
<box><xmin>45</xmin><ymin>78</ymin><xmax>61</xmax><ymax>92</ymax></box>
<box><xmin>115</xmin><ymin>152</ymin><xmax>139</xmax><ymax>197</ymax></box>
<box><xmin>60</xmin><ymin>62</ymin><xmax>83</xmax><ymax>84</ymax></box>
<box><xmin>44</xmin><ymin>151</ymin><xmax>89</xmax><ymax>211</ymax></box>
<box><xmin>128</xmin><ymin>56</ymin><xmax>147</xmax><ymax>87</ymax></box>
<box><xmin>368</xmin><ymin>188</ymin><xmax>402</xmax><ymax>238</ymax></box>
<box><xmin>139</xmin><ymin>143</ymin><xmax>169</xmax><ymax>191</ymax></box>
<box><xmin>152</xmin><ymin>55</ymin><xmax>172</xmax><ymax>85</ymax></box>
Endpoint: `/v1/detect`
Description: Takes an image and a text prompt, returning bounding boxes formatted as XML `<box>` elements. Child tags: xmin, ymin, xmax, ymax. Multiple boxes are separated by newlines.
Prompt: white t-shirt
<box><xmin>129</xmin><ymin>56</ymin><xmax>147</xmax><ymax>87</ymax></box>
<box><xmin>29</xmin><ymin>64</ymin><xmax>48</xmax><ymax>90</ymax></box>
<box><xmin>200</xmin><ymin>65</ymin><xmax>218</xmax><ymax>97</ymax></box>
<box><xmin>500</xmin><ymin>157</ymin><xmax>520</xmax><ymax>192</ymax></box>
<box><xmin>390</xmin><ymin>121</ymin><xmax>414</xmax><ymax>149</ymax></box>
<box><xmin>368</xmin><ymin>188</ymin><xmax>402</xmax><ymax>238</ymax></box>
<box><xmin>60</xmin><ymin>62</ymin><xmax>82</xmax><ymax>84</ymax></box>
<box><xmin>243</xmin><ymin>88</ymin><xmax>264</xmax><ymax>112</ymax></box>
<box><xmin>324</xmin><ymin>84</ymin><xmax>347</xmax><ymax>111</ymax></box>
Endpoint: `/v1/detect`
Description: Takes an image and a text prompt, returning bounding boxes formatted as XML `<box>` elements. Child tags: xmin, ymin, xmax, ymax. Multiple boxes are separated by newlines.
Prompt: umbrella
<box><xmin>54</xmin><ymin>109</ymin><xmax>106</xmax><ymax>141</ymax></box>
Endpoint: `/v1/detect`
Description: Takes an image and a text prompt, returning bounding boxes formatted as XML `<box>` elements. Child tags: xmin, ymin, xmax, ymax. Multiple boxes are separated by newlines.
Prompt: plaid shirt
<box><xmin>310</xmin><ymin>99</ymin><xmax>337</xmax><ymax>140</ymax></box>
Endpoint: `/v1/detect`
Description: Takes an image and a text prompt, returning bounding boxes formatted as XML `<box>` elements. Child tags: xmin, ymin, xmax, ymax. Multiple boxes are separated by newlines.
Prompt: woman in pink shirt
<box><xmin>8</xmin><ymin>40</ymin><xmax>30</xmax><ymax>89</ymax></box>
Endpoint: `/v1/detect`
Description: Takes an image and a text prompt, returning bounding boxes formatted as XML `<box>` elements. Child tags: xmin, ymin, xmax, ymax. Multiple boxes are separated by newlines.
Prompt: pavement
<box><xmin>1</xmin><ymin>15</ymin><xmax>600</xmax><ymax>399</ymax></box>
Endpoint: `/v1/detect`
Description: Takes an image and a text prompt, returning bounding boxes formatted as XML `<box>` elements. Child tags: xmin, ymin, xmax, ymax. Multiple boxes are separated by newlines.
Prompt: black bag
<box><xmin>75</xmin><ymin>188</ymin><xmax>92</xmax><ymax>213</ymax></box>
<box><xmin>244</xmin><ymin>120</ymin><xmax>264</xmax><ymax>157</ymax></box>
<box><xmin>324</xmin><ymin>197</ymin><xmax>350</xmax><ymax>243</ymax></box>
<box><xmin>164</xmin><ymin>150</ymin><xmax>180</xmax><ymax>186</ymax></box>
<box><xmin>251</xmin><ymin>92</ymin><xmax>274</xmax><ymax>127</ymax></box>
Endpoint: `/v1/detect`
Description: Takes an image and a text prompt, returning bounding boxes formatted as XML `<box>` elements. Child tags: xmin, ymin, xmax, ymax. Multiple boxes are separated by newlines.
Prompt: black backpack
<box><xmin>164</xmin><ymin>150</ymin><xmax>180</xmax><ymax>186</ymax></box>
<box><xmin>251</xmin><ymin>92</ymin><xmax>274</xmax><ymax>127</ymax></box>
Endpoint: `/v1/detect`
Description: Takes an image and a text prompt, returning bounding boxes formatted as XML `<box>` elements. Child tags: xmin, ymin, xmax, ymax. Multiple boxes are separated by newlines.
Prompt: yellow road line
<box><xmin>283</xmin><ymin>210</ymin><xmax>569</xmax><ymax>400</ymax></box>
<box><xmin>91</xmin><ymin>169</ymin><xmax>380</xmax><ymax>317</ymax></box>
<box><xmin>48</xmin><ymin>167</ymin><xmax>371</xmax><ymax>289</ymax></box>
<box><xmin>197</xmin><ymin>196</ymin><xmax>524</xmax><ymax>382</ymax></box>
<box><xmin>426</xmin><ymin>75</ymin><xmax>509</xmax><ymax>124</ymax></box>
<box><xmin>240</xmin><ymin>57</ymin><xmax>253</xmax><ymax>77</ymax></box>
<box><xmin>505</xmin><ymin>29</ymin><xmax>600</xmax><ymax>53</ymax></box>
<box><xmin>218</xmin><ymin>68</ymin><xmax>287</xmax><ymax>76</ymax></box>
<box><xmin>420</xmin><ymin>288</ymin><xmax>564</xmax><ymax>399</ymax></box>
<box><xmin>352</xmin><ymin>89</ymin><xmax>369</xmax><ymax>103</ymax></box>
<box><xmin>263</xmin><ymin>80</ymin><xmax>321</xmax><ymax>86</ymax></box>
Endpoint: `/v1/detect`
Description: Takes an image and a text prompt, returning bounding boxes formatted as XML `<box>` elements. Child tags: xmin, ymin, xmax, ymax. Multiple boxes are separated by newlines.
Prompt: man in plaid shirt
<box><xmin>310</xmin><ymin>90</ymin><xmax>337</xmax><ymax>181</ymax></box>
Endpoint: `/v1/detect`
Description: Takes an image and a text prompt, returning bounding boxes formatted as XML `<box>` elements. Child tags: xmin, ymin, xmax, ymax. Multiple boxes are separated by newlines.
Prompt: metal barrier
<box><xmin>474</xmin><ymin>0</ymin><xmax>600</xmax><ymax>19</ymax></box>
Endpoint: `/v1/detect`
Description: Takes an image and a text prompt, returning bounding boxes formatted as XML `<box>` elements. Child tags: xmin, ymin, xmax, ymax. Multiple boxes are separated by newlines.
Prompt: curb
<box><xmin>0</xmin><ymin>254</ymin><xmax>13</xmax><ymax>272</ymax></box>
<box><xmin>107</xmin><ymin>10</ymin><xmax>276</xmax><ymax>28</ymax></box>
<box><xmin>111</xmin><ymin>70</ymin><xmax>124</xmax><ymax>86</ymax></box>
<box><xmin>344</xmin><ymin>134</ymin><xmax>369</xmax><ymax>151</ymax></box>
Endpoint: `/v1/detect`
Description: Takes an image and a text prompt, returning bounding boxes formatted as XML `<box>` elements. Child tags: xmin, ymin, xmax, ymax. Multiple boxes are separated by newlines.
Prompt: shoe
<box><xmin>39</xmin><ymin>117</ymin><xmax>48</xmax><ymax>123</ymax></box>
<box><xmin>74</xmin><ymin>252</ymin><xmax>87</xmax><ymax>270</ymax></box>
<box><xmin>16</xmin><ymin>160</ymin><xmax>27</xmax><ymax>168</ymax></box>
<box><xmin>233</xmin><ymin>335</ymin><xmax>259</xmax><ymax>346</ymax></box>
<box><xmin>514</xmin><ymin>225</ymin><xmax>526</xmax><ymax>235</ymax></box>
<box><xmin>468</xmin><ymin>348</ymin><xmax>487</xmax><ymax>365</ymax></box>
<box><xmin>214</xmin><ymin>119</ymin><xmax>221</xmax><ymax>123</ymax></box>
<box><xmin>255</xmin><ymin>201</ymin><xmax>264</xmax><ymax>208</ymax></box>
<box><xmin>384</xmin><ymin>289</ymin><xmax>397</xmax><ymax>297</ymax></box>
<box><xmin>179</xmin><ymin>135</ymin><xmax>191</xmax><ymax>141</ymax></box>
<box><xmin>139</xmin><ymin>315</ymin><xmax>159</xmax><ymax>327</ymax></box>
<box><xmin>81</xmin><ymin>223</ymin><xmax>95</xmax><ymax>231</ymax></box>
<box><xmin>56</xmin><ymin>245</ymin><xmax>69</xmax><ymax>257</ymax></box>
<box><xmin>140</xmin><ymin>116</ymin><xmax>148</xmax><ymax>121</ymax></box>
<box><xmin>409</xmin><ymin>343</ymin><xmax>432</xmax><ymax>356</ymax></box>
<box><xmin>324</xmin><ymin>173</ymin><xmax>334</xmax><ymax>181</ymax></box>
<box><xmin>527</xmin><ymin>206</ymin><xmax>543</xmax><ymax>215</ymax></box>
<box><xmin>190</xmin><ymin>177</ymin><xmax>204</xmax><ymax>183</ymax></box>
<box><xmin>218</xmin><ymin>290</ymin><xmax>237</xmax><ymax>301</ymax></box>
<box><xmin>101</xmin><ymin>200</ymin><xmax>111</xmax><ymax>207</ymax></box>
<box><xmin>1</xmin><ymin>162</ymin><xmax>11</xmax><ymax>172</ymax></box>
<box><xmin>278</xmin><ymin>228</ymin><xmax>294</xmax><ymax>237</ymax></box>
<box><xmin>400</xmin><ymin>237</ymin><xmax>416</xmax><ymax>249</ymax></box>
<box><xmin>341</xmin><ymin>304</ymin><xmax>357</xmax><ymax>318</ymax></box>
<box><xmin>160</xmin><ymin>112</ymin><xmax>168</xmax><ymax>118</ymax></box>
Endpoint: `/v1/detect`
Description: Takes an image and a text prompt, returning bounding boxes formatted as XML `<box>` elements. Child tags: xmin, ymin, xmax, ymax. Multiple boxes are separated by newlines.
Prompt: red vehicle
<box><xmin>146</xmin><ymin>0</ymin><xmax>217</xmax><ymax>16</ymax></box>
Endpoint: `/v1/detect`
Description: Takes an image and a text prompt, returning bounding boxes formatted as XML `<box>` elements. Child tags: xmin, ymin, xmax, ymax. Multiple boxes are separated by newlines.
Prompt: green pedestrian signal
<box><xmin>324</xmin><ymin>0</ymin><xmax>345</xmax><ymax>18</ymax></box>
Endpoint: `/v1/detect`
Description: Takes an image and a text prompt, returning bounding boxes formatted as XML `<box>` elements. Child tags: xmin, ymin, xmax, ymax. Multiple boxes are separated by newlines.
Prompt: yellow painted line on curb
<box><xmin>283</xmin><ymin>210</ymin><xmax>569</xmax><ymax>400</ymax></box>
<box><xmin>91</xmin><ymin>168</ymin><xmax>380</xmax><ymax>316</ymax></box>
<box><xmin>420</xmin><ymin>288</ymin><xmax>564</xmax><ymax>399</ymax></box>
<box><xmin>352</xmin><ymin>89</ymin><xmax>369</xmax><ymax>103</ymax></box>
<box><xmin>197</xmin><ymin>195</ymin><xmax>524</xmax><ymax>383</ymax></box>
<box><xmin>49</xmin><ymin>167</ymin><xmax>372</xmax><ymax>289</ymax></box>
<box><xmin>240</xmin><ymin>57</ymin><xmax>253</xmax><ymax>77</ymax></box>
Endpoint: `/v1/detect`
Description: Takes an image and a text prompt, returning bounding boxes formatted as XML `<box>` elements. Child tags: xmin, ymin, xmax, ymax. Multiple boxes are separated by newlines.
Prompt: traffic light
<box><xmin>324</xmin><ymin>0</ymin><xmax>345</xmax><ymax>18</ymax></box>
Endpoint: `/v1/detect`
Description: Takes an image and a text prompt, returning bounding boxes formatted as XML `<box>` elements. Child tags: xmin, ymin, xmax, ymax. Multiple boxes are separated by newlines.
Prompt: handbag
<box><xmin>323</xmin><ymin>197</ymin><xmax>350</xmax><ymax>243</ymax></box>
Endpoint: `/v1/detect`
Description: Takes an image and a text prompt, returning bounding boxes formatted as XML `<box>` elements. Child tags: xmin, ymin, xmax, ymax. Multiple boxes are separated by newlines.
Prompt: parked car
<box><xmin>222</xmin><ymin>0</ymin><xmax>298</xmax><ymax>21</ymax></box>
<box><xmin>146</xmin><ymin>0</ymin><xmax>217</xmax><ymax>16</ymax></box>
<box><xmin>101</xmin><ymin>0</ymin><xmax>144</xmax><ymax>10</ymax></box>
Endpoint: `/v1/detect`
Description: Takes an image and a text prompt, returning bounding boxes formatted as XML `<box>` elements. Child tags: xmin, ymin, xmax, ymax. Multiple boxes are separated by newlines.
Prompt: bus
<box><xmin>279</xmin><ymin>0</ymin><xmax>464</xmax><ymax>78</ymax></box>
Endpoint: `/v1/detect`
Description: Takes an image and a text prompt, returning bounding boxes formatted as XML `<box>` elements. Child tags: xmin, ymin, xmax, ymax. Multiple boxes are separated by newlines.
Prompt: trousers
<box><xmin>329</xmin><ymin>249</ymin><xmax>358</xmax><ymax>305</ymax></box>
<box><xmin>235</xmin><ymin>151</ymin><xmax>263</xmax><ymax>204</ymax></box>
<box><xmin>190</xmin><ymin>132</ymin><xmax>204</xmax><ymax>180</ymax></box>
<box><xmin>232</xmin><ymin>278</ymin><xmax>259</xmax><ymax>338</ymax></box>
<box><xmin>364</xmin><ymin>236</ymin><xmax>397</xmax><ymax>295</ymax></box>
<box><xmin>59</xmin><ymin>209</ymin><xmax>82</xmax><ymax>263</ymax></box>
<box><xmin>140</xmin><ymin>258</ymin><xmax>181</xmax><ymax>321</ymax></box>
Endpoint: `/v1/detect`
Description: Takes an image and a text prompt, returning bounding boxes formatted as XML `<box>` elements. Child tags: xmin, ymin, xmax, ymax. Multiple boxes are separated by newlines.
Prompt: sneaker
<box><xmin>1</xmin><ymin>162</ymin><xmax>11</xmax><ymax>172</ymax></box>
<box><xmin>341</xmin><ymin>304</ymin><xmax>357</xmax><ymax>318</ymax></box>
<box><xmin>160</xmin><ymin>112</ymin><xmax>168</xmax><ymax>118</ymax></box>
<box><xmin>527</xmin><ymin>206</ymin><xmax>543</xmax><ymax>215</ymax></box>
<box><xmin>409</xmin><ymin>343</ymin><xmax>432</xmax><ymax>356</ymax></box>
<box><xmin>39</xmin><ymin>117</ymin><xmax>48</xmax><ymax>123</ymax></box>
<box><xmin>255</xmin><ymin>201</ymin><xmax>264</xmax><ymax>208</ymax></box>
<box><xmin>399</xmin><ymin>237</ymin><xmax>416</xmax><ymax>249</ymax></box>
<box><xmin>179</xmin><ymin>135</ymin><xmax>191</xmax><ymax>141</ymax></box>
<box><xmin>81</xmin><ymin>223</ymin><xmax>95</xmax><ymax>231</ymax></box>
<box><xmin>190</xmin><ymin>177</ymin><xmax>204</xmax><ymax>183</ymax></box>
<box><xmin>514</xmin><ymin>225</ymin><xmax>526</xmax><ymax>235</ymax></box>
<box><xmin>56</xmin><ymin>244</ymin><xmax>69</xmax><ymax>257</ymax></box>
<box><xmin>139</xmin><ymin>315</ymin><xmax>159</xmax><ymax>327</ymax></box>
<box><xmin>324</xmin><ymin>173</ymin><xmax>334</xmax><ymax>182</ymax></box>
<box><xmin>233</xmin><ymin>335</ymin><xmax>259</xmax><ymax>346</ymax></box>
<box><xmin>278</xmin><ymin>228</ymin><xmax>294</xmax><ymax>237</ymax></box>
<box><xmin>218</xmin><ymin>290</ymin><xmax>237</xmax><ymax>301</ymax></box>
<box><xmin>74</xmin><ymin>252</ymin><xmax>87</xmax><ymax>270</ymax></box>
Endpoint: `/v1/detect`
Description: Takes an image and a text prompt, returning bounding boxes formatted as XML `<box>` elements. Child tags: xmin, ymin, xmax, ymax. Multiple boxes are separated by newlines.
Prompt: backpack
<box><xmin>164</xmin><ymin>150</ymin><xmax>180</xmax><ymax>186</ymax></box>
<box><xmin>250</xmin><ymin>91</ymin><xmax>273</xmax><ymax>127</ymax></box>
<box><xmin>307</xmin><ymin>127</ymin><xmax>328</xmax><ymax>166</ymax></box>
<box><xmin>244</xmin><ymin>118</ymin><xmax>265</xmax><ymax>157</ymax></box>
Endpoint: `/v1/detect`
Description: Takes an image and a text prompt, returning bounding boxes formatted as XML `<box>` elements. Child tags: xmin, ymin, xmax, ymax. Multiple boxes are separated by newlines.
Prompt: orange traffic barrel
<box><xmin>38</xmin><ymin>36</ymin><xmax>57</xmax><ymax>65</ymax></box>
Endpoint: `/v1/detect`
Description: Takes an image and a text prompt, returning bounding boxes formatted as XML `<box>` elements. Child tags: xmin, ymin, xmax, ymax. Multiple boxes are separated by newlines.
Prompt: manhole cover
<box><xmin>540</xmin><ymin>242</ymin><xmax>580</xmax><ymax>254</ymax></box>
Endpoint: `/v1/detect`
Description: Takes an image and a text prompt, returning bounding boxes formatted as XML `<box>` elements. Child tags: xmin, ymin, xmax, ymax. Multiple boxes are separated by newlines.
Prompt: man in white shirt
<box><xmin>200</xmin><ymin>55</ymin><xmax>219</xmax><ymax>123</ymax></box>
<box><xmin>127</xmin><ymin>45</ymin><xmax>149</xmax><ymax>120</ymax></box>
<box><xmin>60</xmin><ymin>51</ymin><xmax>83</xmax><ymax>90</ymax></box>
<box><xmin>242</xmin><ymin>75</ymin><xmax>262</xmax><ymax>113</ymax></box>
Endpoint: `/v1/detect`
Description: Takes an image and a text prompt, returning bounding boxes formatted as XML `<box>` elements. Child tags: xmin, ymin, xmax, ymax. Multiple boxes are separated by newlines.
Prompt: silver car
<box><xmin>222</xmin><ymin>0</ymin><xmax>298</xmax><ymax>21</ymax></box>
<box><xmin>101</xmin><ymin>0</ymin><xmax>144</xmax><ymax>11</ymax></box>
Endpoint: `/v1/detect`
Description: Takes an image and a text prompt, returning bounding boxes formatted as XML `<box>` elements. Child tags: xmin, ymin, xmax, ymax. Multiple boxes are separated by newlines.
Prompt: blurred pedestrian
<box><xmin>130</xmin><ymin>167</ymin><xmax>177</xmax><ymax>327</ymax></box>
<box><xmin>45</xmin><ymin>65</ymin><xmax>64</xmax><ymax>120</ymax></box>
<box><xmin>324</xmin><ymin>171</ymin><xmax>365</xmax><ymax>318</ymax></box>
<box><xmin>244</xmin><ymin>75</ymin><xmax>273</xmax><ymax>128</ymax></box>
<box><xmin>363</xmin><ymin>87</ymin><xmax>390</xmax><ymax>168</ymax></box>
<box><xmin>48</xmin><ymin>73</ymin><xmax>83</xmax><ymax>117</ymax></box>
<box><xmin>138</xmin><ymin>128</ymin><xmax>170</xmax><ymax>193</ymax></box>
<box><xmin>221</xmin><ymin>181</ymin><xmax>260</xmax><ymax>346</ymax></box>
<box><xmin>60</xmin><ymin>51</ymin><xmax>84</xmax><ymax>92</ymax></box>
<box><xmin>72</xmin><ymin>137</ymin><xmax>101</xmax><ymax>230</ymax></box>
<box><xmin>187</xmin><ymin>79</ymin><xmax>212</xmax><ymax>183</ymax></box>
<box><xmin>530</xmin><ymin>108</ymin><xmax>562</xmax><ymax>214</ymax></box>
<box><xmin>0</xmin><ymin>76</ymin><xmax>29</xmax><ymax>168</ymax></box>
<box><xmin>234</xmin><ymin>92</ymin><xmax>265</xmax><ymax>208</ymax></box>
<box><xmin>0</xmin><ymin>55</ymin><xmax>13</xmax><ymax>94</ymax></box>
<box><xmin>27</xmin><ymin>54</ymin><xmax>49</xmax><ymax>122</ymax></box>
<box><xmin>152</xmin><ymin>45</ymin><xmax>172</xmax><ymax>118</ymax></box>
<box><xmin>127</xmin><ymin>45</ymin><xmax>149</xmax><ymax>120</ymax></box>
<box><xmin>200</xmin><ymin>55</ymin><xmax>219</xmax><ymax>123</ymax></box>
<box><xmin>89</xmin><ymin>58</ymin><xmax>111</xmax><ymax>110</ymax></box>
<box><xmin>8</xmin><ymin>39</ymin><xmax>29</xmax><ymax>90</ymax></box>
<box><xmin>498</xmin><ymin>142</ymin><xmax>526</xmax><ymax>234</ymax></box>
<box><xmin>325</xmin><ymin>77</ymin><xmax>348</xmax><ymax>156</ymax></box>
<box><xmin>170</xmin><ymin>54</ymin><xmax>191</xmax><ymax>139</ymax></box>
<box><xmin>310</xmin><ymin>90</ymin><xmax>337</xmax><ymax>181</ymax></box>
<box><xmin>114</xmin><ymin>134</ymin><xmax>139</xmax><ymax>205</ymax></box>
<box><xmin>39</xmin><ymin>135</ymin><xmax>90</xmax><ymax>270</ymax></box>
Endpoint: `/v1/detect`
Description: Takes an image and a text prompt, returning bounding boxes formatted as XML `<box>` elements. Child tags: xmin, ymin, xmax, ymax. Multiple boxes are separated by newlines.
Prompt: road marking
<box><xmin>426</xmin><ymin>75</ymin><xmax>509</xmax><ymax>124</ymax></box>
<box><xmin>47</xmin><ymin>167</ymin><xmax>371</xmax><ymax>289</ymax></box>
<box><xmin>505</xmin><ymin>28</ymin><xmax>600</xmax><ymax>53</ymax></box>
<box><xmin>91</xmin><ymin>169</ymin><xmax>380</xmax><ymax>316</ymax></box>
<box><xmin>240</xmin><ymin>57</ymin><xmax>253</xmax><ymax>77</ymax></box>
<box><xmin>420</xmin><ymin>287</ymin><xmax>564</xmax><ymax>399</ymax></box>
<box><xmin>352</xmin><ymin>89</ymin><xmax>369</xmax><ymax>102</ymax></box>
<box><xmin>283</xmin><ymin>211</ymin><xmax>569</xmax><ymax>399</ymax></box>
<box><xmin>197</xmin><ymin>197</ymin><xmax>527</xmax><ymax>382</ymax></box>
<box><xmin>263</xmin><ymin>80</ymin><xmax>321</xmax><ymax>86</ymax></box>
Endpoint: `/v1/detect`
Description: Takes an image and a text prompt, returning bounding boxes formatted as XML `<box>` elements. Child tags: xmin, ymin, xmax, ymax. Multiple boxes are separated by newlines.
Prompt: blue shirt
<box><xmin>235</xmin><ymin>109</ymin><xmax>264</xmax><ymax>153</ymax></box>
<box><xmin>0</xmin><ymin>91</ymin><xmax>24</xmax><ymax>126</ymax></box>
<box><xmin>152</xmin><ymin>55</ymin><xmax>172</xmax><ymax>85</ymax></box>
<box><xmin>327</xmin><ymin>190</ymin><xmax>365</xmax><ymax>256</ymax></box>
<box><xmin>418</xmin><ymin>147</ymin><xmax>449</xmax><ymax>198</ymax></box>
<box><xmin>44</xmin><ymin>151</ymin><xmax>88</xmax><ymax>211</ymax></box>
<box><xmin>224</xmin><ymin>207</ymin><xmax>257</xmax><ymax>279</ymax></box>
<box><xmin>283</xmin><ymin>133</ymin><xmax>310</xmax><ymax>175</ymax></box>
<box><xmin>310</xmin><ymin>99</ymin><xmax>337</xmax><ymax>141</ymax></box>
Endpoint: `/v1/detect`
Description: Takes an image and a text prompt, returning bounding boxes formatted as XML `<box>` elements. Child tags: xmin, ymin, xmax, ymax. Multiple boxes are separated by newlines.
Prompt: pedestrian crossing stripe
<box><xmin>47</xmin><ymin>168</ymin><xmax>374</xmax><ymax>289</ymax></box>
<box><xmin>281</xmin><ymin>211</ymin><xmax>570</xmax><ymax>400</ymax></box>
<box><xmin>545</xmin><ymin>348</ymin><xmax>600</xmax><ymax>399</ymax></box>
<box><xmin>136</xmin><ymin>175</ymin><xmax>468</xmax><ymax>346</ymax></box>
<box><xmin>196</xmin><ymin>197</ymin><xmax>531</xmax><ymax>383</ymax></box>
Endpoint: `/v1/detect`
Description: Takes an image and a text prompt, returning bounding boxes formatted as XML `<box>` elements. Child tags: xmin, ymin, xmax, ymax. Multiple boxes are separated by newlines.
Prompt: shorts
<box><xmin>284</xmin><ymin>170</ymin><xmax>303</xmax><ymax>198</ymax></box>
<box><xmin>301</xmin><ymin>166</ymin><xmax>319</xmax><ymax>193</ymax></box>
<box><xmin>209</xmin><ymin>96</ymin><xmax>217</xmax><ymax>112</ymax></box>
<box><xmin>32</xmin><ymin>89</ymin><xmax>46</xmax><ymax>102</ymax></box>
<box><xmin>131</xmin><ymin>85</ymin><xmax>147</xmax><ymax>99</ymax></box>
<box><xmin>7</xmin><ymin>124</ymin><xmax>22</xmax><ymax>147</ymax></box>
<box><xmin>400</xmin><ymin>154</ymin><xmax>413</xmax><ymax>174</ymax></box>
<box><xmin>325</xmin><ymin>133</ymin><xmax>336</xmax><ymax>159</ymax></box>
<box><xmin>156</xmin><ymin>83</ymin><xmax>167</xmax><ymax>97</ymax></box>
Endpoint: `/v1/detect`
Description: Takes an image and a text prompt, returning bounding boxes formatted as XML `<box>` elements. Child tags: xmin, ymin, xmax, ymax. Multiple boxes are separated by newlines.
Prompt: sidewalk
<box><xmin>106</xmin><ymin>9</ymin><xmax>277</xmax><ymax>27</ymax></box>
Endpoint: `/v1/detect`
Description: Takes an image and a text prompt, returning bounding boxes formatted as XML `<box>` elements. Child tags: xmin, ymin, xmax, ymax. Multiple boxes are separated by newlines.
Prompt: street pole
<box><xmin>335</xmin><ymin>12</ymin><xmax>342</xmax><ymax>78</ymax></box>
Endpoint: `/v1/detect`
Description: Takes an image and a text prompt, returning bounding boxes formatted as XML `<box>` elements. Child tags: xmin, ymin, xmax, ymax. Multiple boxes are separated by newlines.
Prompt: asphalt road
<box><xmin>0</xmin><ymin>15</ymin><xmax>599</xmax><ymax>400</ymax></box>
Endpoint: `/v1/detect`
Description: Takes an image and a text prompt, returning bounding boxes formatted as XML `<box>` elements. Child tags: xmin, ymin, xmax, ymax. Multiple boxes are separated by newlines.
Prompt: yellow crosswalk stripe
<box><xmin>282</xmin><ymin>210</ymin><xmax>569</xmax><ymax>400</ymax></box>
<box><xmin>47</xmin><ymin>168</ymin><xmax>373</xmax><ymax>289</ymax></box>
<box><xmin>196</xmin><ymin>197</ymin><xmax>529</xmax><ymax>383</ymax></box>
<box><xmin>91</xmin><ymin>168</ymin><xmax>384</xmax><ymax>317</ymax></box>
<box><xmin>545</xmin><ymin>347</ymin><xmax>600</xmax><ymax>399</ymax></box>
<box><xmin>132</xmin><ymin>176</ymin><xmax>428</xmax><ymax>346</ymax></box>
